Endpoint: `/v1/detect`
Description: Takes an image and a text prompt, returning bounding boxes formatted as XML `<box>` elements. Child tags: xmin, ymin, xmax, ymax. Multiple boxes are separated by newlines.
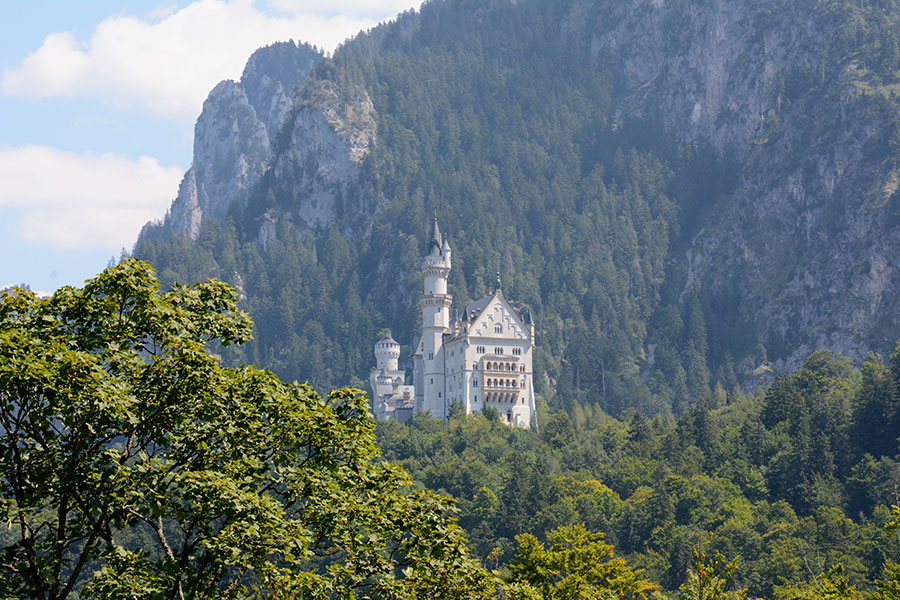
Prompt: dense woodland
<box><xmin>378</xmin><ymin>346</ymin><xmax>900</xmax><ymax>598</ymax></box>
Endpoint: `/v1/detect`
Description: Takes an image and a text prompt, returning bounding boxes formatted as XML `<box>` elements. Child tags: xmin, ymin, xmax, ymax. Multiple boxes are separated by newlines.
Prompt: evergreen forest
<box><xmin>377</xmin><ymin>346</ymin><xmax>900</xmax><ymax>597</ymax></box>
<box><xmin>136</xmin><ymin>0</ymin><xmax>900</xmax><ymax>416</ymax></box>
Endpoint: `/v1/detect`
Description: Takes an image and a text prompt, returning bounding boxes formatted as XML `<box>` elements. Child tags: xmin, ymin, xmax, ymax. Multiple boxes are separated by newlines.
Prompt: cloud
<box><xmin>2</xmin><ymin>0</ymin><xmax>411</xmax><ymax>118</ymax></box>
<box><xmin>266</xmin><ymin>0</ymin><xmax>420</xmax><ymax>19</ymax></box>
<box><xmin>0</xmin><ymin>145</ymin><xmax>183</xmax><ymax>250</ymax></box>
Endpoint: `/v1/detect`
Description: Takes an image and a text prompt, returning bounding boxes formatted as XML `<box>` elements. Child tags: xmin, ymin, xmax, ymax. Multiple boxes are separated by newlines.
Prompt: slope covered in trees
<box><xmin>136</xmin><ymin>0</ymin><xmax>900</xmax><ymax>416</ymax></box>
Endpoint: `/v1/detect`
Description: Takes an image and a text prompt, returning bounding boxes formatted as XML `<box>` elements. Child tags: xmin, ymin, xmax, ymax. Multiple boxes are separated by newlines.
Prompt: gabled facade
<box><xmin>371</xmin><ymin>218</ymin><xmax>535</xmax><ymax>428</ymax></box>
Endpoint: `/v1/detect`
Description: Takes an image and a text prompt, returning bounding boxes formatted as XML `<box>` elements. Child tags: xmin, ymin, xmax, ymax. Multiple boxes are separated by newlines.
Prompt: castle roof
<box><xmin>428</xmin><ymin>217</ymin><xmax>443</xmax><ymax>256</ymax></box>
<box><xmin>460</xmin><ymin>295</ymin><xmax>493</xmax><ymax>323</ymax></box>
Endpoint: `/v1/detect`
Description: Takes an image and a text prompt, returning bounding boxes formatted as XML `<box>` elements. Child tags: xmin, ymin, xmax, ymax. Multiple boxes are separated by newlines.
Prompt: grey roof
<box><xmin>460</xmin><ymin>294</ymin><xmax>493</xmax><ymax>323</ymax></box>
<box><xmin>428</xmin><ymin>217</ymin><xmax>443</xmax><ymax>255</ymax></box>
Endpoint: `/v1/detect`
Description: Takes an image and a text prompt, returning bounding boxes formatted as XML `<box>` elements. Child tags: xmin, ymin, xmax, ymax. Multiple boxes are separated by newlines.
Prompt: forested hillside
<box><xmin>377</xmin><ymin>345</ymin><xmax>900</xmax><ymax>597</ymax></box>
<box><xmin>136</xmin><ymin>0</ymin><xmax>900</xmax><ymax>416</ymax></box>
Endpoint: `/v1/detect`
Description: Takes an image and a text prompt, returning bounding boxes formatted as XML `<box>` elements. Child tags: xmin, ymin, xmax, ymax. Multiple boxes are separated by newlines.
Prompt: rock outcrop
<box><xmin>164</xmin><ymin>41</ymin><xmax>322</xmax><ymax>239</ymax></box>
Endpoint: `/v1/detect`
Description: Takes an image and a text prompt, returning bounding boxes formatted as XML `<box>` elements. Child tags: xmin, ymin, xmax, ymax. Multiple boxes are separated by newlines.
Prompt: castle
<box><xmin>370</xmin><ymin>219</ymin><xmax>536</xmax><ymax>428</ymax></box>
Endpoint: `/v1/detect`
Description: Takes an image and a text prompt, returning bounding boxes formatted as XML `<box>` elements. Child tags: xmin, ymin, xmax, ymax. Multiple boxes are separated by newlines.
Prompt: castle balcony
<box><xmin>483</xmin><ymin>377</ymin><xmax>521</xmax><ymax>390</ymax></box>
<box><xmin>421</xmin><ymin>293</ymin><xmax>452</xmax><ymax>305</ymax></box>
<box><xmin>483</xmin><ymin>391</ymin><xmax>522</xmax><ymax>404</ymax></box>
<box><xmin>481</xmin><ymin>357</ymin><xmax>524</xmax><ymax>374</ymax></box>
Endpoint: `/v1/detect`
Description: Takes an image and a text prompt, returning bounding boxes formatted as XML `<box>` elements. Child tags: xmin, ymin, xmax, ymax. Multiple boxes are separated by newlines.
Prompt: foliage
<box><xmin>676</xmin><ymin>550</ymin><xmax>745</xmax><ymax>600</ymax></box>
<box><xmin>773</xmin><ymin>564</ymin><xmax>860</xmax><ymax>600</ymax></box>
<box><xmin>503</xmin><ymin>524</ymin><xmax>657</xmax><ymax>600</ymax></box>
<box><xmin>376</xmin><ymin>347</ymin><xmax>900</xmax><ymax>598</ymax></box>
<box><xmin>0</xmin><ymin>259</ymin><xmax>494</xmax><ymax>599</ymax></box>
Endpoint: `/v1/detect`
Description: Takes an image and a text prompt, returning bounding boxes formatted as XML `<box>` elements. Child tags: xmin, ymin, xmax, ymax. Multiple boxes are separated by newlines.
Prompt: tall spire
<box><xmin>428</xmin><ymin>216</ymin><xmax>443</xmax><ymax>255</ymax></box>
<box><xmin>496</xmin><ymin>271</ymin><xmax>502</xmax><ymax>293</ymax></box>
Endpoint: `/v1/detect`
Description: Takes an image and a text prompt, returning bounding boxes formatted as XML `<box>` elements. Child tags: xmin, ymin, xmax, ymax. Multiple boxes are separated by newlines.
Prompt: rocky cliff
<box><xmin>152</xmin><ymin>41</ymin><xmax>322</xmax><ymax>239</ymax></box>
<box><xmin>555</xmin><ymin>0</ymin><xmax>900</xmax><ymax>370</ymax></box>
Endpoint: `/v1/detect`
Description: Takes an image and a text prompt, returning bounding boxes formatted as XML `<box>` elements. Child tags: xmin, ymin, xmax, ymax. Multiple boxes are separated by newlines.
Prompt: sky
<box><xmin>0</xmin><ymin>0</ymin><xmax>420</xmax><ymax>293</ymax></box>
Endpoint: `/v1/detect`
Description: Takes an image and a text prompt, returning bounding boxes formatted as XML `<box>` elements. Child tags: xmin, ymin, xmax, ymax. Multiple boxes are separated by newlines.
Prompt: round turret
<box><xmin>374</xmin><ymin>332</ymin><xmax>401</xmax><ymax>372</ymax></box>
<box><xmin>442</xmin><ymin>236</ymin><xmax>452</xmax><ymax>268</ymax></box>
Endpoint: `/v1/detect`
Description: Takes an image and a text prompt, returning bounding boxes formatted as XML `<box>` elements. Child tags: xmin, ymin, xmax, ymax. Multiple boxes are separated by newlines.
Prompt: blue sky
<box><xmin>1</xmin><ymin>0</ymin><xmax>418</xmax><ymax>293</ymax></box>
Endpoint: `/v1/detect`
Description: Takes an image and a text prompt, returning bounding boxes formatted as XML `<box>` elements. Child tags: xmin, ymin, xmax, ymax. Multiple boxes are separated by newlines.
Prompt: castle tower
<box><xmin>420</xmin><ymin>217</ymin><xmax>452</xmax><ymax>419</ymax></box>
<box><xmin>374</xmin><ymin>332</ymin><xmax>400</xmax><ymax>372</ymax></box>
<box><xmin>370</xmin><ymin>332</ymin><xmax>411</xmax><ymax>422</ymax></box>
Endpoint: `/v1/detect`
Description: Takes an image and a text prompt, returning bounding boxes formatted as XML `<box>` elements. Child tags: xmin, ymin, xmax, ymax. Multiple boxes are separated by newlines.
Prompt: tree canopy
<box><xmin>0</xmin><ymin>259</ymin><xmax>494</xmax><ymax>599</ymax></box>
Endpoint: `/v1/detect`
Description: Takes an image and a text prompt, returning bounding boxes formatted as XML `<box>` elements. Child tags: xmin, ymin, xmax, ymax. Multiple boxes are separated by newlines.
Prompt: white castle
<box><xmin>370</xmin><ymin>218</ymin><xmax>536</xmax><ymax>428</ymax></box>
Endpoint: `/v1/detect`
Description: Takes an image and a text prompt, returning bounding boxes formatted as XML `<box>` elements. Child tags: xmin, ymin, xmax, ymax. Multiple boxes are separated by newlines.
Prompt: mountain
<box><xmin>135</xmin><ymin>0</ymin><xmax>900</xmax><ymax>415</ymax></box>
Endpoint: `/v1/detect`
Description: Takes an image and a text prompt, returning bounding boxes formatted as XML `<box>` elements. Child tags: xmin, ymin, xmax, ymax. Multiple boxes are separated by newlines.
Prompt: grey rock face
<box><xmin>166</xmin><ymin>41</ymin><xmax>321</xmax><ymax>238</ymax></box>
<box><xmin>578</xmin><ymin>0</ymin><xmax>900</xmax><ymax>366</ymax></box>
<box><xmin>272</xmin><ymin>79</ymin><xmax>377</xmax><ymax>228</ymax></box>
<box><xmin>581</xmin><ymin>0</ymin><xmax>822</xmax><ymax>155</ymax></box>
<box><xmin>146</xmin><ymin>0</ymin><xmax>900</xmax><ymax>372</ymax></box>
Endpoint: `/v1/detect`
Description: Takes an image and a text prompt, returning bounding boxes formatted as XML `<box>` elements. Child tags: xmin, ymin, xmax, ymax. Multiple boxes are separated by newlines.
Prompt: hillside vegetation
<box><xmin>136</xmin><ymin>0</ymin><xmax>900</xmax><ymax>416</ymax></box>
<box><xmin>378</xmin><ymin>346</ymin><xmax>900</xmax><ymax>598</ymax></box>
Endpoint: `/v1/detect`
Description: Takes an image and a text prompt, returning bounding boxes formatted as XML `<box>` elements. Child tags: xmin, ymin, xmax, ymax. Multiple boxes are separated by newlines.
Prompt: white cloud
<box><xmin>0</xmin><ymin>145</ymin><xmax>183</xmax><ymax>250</ymax></box>
<box><xmin>2</xmin><ymin>0</ymin><xmax>411</xmax><ymax>118</ymax></box>
<box><xmin>267</xmin><ymin>0</ymin><xmax>420</xmax><ymax>19</ymax></box>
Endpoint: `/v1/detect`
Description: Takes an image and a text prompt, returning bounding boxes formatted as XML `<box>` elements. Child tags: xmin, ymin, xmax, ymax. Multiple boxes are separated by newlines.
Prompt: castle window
<box><xmin>495</xmin><ymin>347</ymin><xmax>503</xmax><ymax>354</ymax></box>
<box><xmin>474</xmin><ymin>380</ymin><xmax>479</xmax><ymax>387</ymax></box>
<box><xmin>477</xmin><ymin>346</ymin><xmax>485</xmax><ymax>354</ymax></box>
<box><xmin>473</xmin><ymin>363</ymin><xmax>478</xmax><ymax>370</ymax></box>
<box><xmin>428</xmin><ymin>352</ymin><xmax>433</xmax><ymax>359</ymax></box>
<box><xmin>495</xmin><ymin>324</ymin><xmax>503</xmax><ymax>333</ymax></box>
<box><xmin>521</xmin><ymin>380</ymin><xmax>525</xmax><ymax>389</ymax></box>
<box><xmin>513</xmin><ymin>347</ymin><xmax>522</xmax><ymax>356</ymax></box>
<box><xmin>430</xmin><ymin>378</ymin><xmax>433</xmax><ymax>384</ymax></box>
<box><xmin>520</xmin><ymin>365</ymin><xmax>525</xmax><ymax>372</ymax></box>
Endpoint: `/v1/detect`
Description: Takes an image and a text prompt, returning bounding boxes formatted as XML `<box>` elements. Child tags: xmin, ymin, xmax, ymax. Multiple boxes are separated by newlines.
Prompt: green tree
<box><xmin>504</xmin><ymin>523</ymin><xmax>657</xmax><ymax>599</ymax></box>
<box><xmin>677</xmin><ymin>550</ymin><xmax>746</xmax><ymax>600</ymax></box>
<box><xmin>0</xmin><ymin>259</ymin><xmax>494</xmax><ymax>600</ymax></box>
<box><xmin>772</xmin><ymin>564</ymin><xmax>860</xmax><ymax>600</ymax></box>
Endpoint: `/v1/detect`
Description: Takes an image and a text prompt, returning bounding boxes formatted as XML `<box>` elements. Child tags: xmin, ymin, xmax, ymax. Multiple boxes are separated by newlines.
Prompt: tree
<box><xmin>0</xmin><ymin>259</ymin><xmax>494</xmax><ymax>600</ymax></box>
<box><xmin>678</xmin><ymin>550</ymin><xmax>746</xmax><ymax>600</ymax></box>
<box><xmin>772</xmin><ymin>564</ymin><xmax>859</xmax><ymax>600</ymax></box>
<box><xmin>853</xmin><ymin>354</ymin><xmax>900</xmax><ymax>458</ymax></box>
<box><xmin>504</xmin><ymin>523</ymin><xmax>658</xmax><ymax>599</ymax></box>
